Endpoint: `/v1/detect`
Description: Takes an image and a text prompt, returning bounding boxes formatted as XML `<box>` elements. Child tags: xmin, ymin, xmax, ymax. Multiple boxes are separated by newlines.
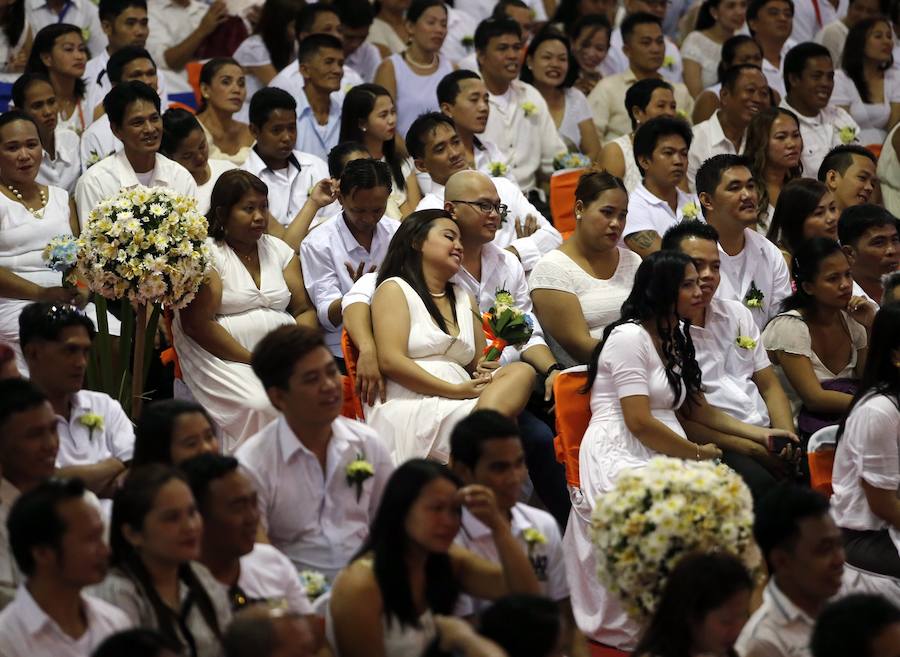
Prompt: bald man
<box><xmin>223</xmin><ymin>607</ymin><xmax>317</xmax><ymax>657</ymax></box>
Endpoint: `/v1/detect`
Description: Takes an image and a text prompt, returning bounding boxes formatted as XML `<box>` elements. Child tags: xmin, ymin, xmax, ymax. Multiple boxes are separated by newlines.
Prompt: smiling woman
<box><xmin>195</xmin><ymin>58</ymin><xmax>255</xmax><ymax>166</ymax></box>
<box><xmin>25</xmin><ymin>24</ymin><xmax>90</xmax><ymax>135</ymax></box>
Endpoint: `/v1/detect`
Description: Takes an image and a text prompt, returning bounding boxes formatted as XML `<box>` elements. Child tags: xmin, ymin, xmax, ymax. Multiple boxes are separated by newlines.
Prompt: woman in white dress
<box><xmin>833</xmin><ymin>18</ymin><xmax>900</xmax><ymax>146</ymax></box>
<box><xmin>681</xmin><ymin>0</ymin><xmax>748</xmax><ymax>98</ymax></box>
<box><xmin>175</xmin><ymin>170</ymin><xmax>318</xmax><ymax>451</ymax></box>
<box><xmin>521</xmin><ymin>29</ymin><xmax>601</xmax><ymax>161</ymax></box>
<box><xmin>195</xmin><ymin>58</ymin><xmax>255</xmax><ymax>166</ymax></box>
<box><xmin>531</xmin><ymin>171</ymin><xmax>640</xmax><ymax>367</ymax></box>
<box><xmin>374</xmin><ymin>0</ymin><xmax>453</xmax><ymax>140</ymax></box>
<box><xmin>367</xmin><ymin>209</ymin><xmax>536</xmax><ymax>463</ymax></box>
<box><xmin>25</xmin><ymin>24</ymin><xmax>90</xmax><ymax>135</ymax></box>
<box><xmin>0</xmin><ymin>0</ymin><xmax>30</xmax><ymax>83</ymax></box>
<box><xmin>596</xmin><ymin>79</ymin><xmax>676</xmax><ymax>194</ymax></box>
<box><xmin>161</xmin><ymin>108</ymin><xmax>236</xmax><ymax>215</ymax></box>
<box><xmin>567</xmin><ymin>15</ymin><xmax>612</xmax><ymax>97</ymax></box>
<box><xmin>330</xmin><ymin>459</ymin><xmax>540</xmax><ymax>657</ymax></box>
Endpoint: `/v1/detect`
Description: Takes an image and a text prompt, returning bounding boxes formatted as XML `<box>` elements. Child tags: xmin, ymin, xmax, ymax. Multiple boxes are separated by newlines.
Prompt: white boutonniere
<box><xmin>299</xmin><ymin>570</ymin><xmax>329</xmax><ymax>600</ymax></box>
<box><xmin>78</xmin><ymin>412</ymin><xmax>104</xmax><ymax>442</ymax></box>
<box><xmin>521</xmin><ymin>101</ymin><xmax>537</xmax><ymax>118</ymax></box>
<box><xmin>522</xmin><ymin>527</ymin><xmax>548</xmax><ymax>557</ymax></box>
<box><xmin>488</xmin><ymin>161</ymin><xmax>509</xmax><ymax>177</ymax></box>
<box><xmin>346</xmin><ymin>452</ymin><xmax>375</xmax><ymax>502</ymax></box>
<box><xmin>744</xmin><ymin>281</ymin><xmax>764</xmax><ymax>309</ymax></box>
<box><xmin>680</xmin><ymin>201</ymin><xmax>699</xmax><ymax>221</ymax></box>
<box><xmin>839</xmin><ymin>126</ymin><xmax>857</xmax><ymax>145</ymax></box>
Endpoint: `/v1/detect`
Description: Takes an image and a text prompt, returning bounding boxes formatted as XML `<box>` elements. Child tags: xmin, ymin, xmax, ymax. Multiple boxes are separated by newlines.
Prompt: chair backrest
<box><xmin>341</xmin><ymin>328</ymin><xmax>365</xmax><ymax>420</ymax></box>
<box><xmin>549</xmin><ymin>168</ymin><xmax>585</xmax><ymax>240</ymax></box>
<box><xmin>808</xmin><ymin>425</ymin><xmax>839</xmax><ymax>498</ymax></box>
<box><xmin>552</xmin><ymin>366</ymin><xmax>590</xmax><ymax>489</ymax></box>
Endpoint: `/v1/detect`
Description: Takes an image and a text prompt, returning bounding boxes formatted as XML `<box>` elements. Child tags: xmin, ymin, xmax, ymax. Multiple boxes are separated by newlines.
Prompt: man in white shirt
<box><xmin>601</xmin><ymin>0</ymin><xmax>684</xmax><ymax>84</ymax></box>
<box><xmin>0</xmin><ymin>478</ymin><xmax>131</xmax><ymax>657</ymax></box>
<box><xmin>0</xmin><ymin>379</ymin><xmax>61</xmax><ymax>609</ymax></box>
<box><xmin>26</xmin><ymin>0</ymin><xmax>107</xmax><ymax>57</ymax></box>
<box><xmin>476</xmin><ymin>19</ymin><xmax>567</xmax><ymax>196</ymax></box>
<box><xmin>748</xmin><ymin>0</ymin><xmax>797</xmax><ymax>97</ymax></box>
<box><xmin>74</xmin><ymin>81</ymin><xmax>196</xmax><ymax>227</ymax></box>
<box><xmin>336</xmin><ymin>0</ymin><xmax>383</xmax><ymax>83</ymax></box>
<box><xmin>624</xmin><ymin>115</ymin><xmax>698</xmax><ymax>258</ymax></box>
<box><xmin>791</xmin><ymin>0</ymin><xmax>844</xmax><ymax>44</ymax></box>
<box><xmin>181</xmin><ymin>453</ymin><xmax>315</xmax><ymax>616</ymax></box>
<box><xmin>588</xmin><ymin>13</ymin><xmax>693</xmax><ymax>142</ymax></box>
<box><xmin>736</xmin><ymin>483</ymin><xmax>845</xmax><ymax>657</ymax></box>
<box><xmin>409</xmin><ymin>112</ymin><xmax>562</xmax><ymax>271</ymax></box>
<box><xmin>235</xmin><ymin>325</ymin><xmax>394</xmax><ymax>580</ymax></box>
<box><xmin>696</xmin><ymin>154</ymin><xmax>792</xmax><ymax>330</ymax></box>
<box><xmin>687</xmin><ymin>65</ymin><xmax>770</xmax><ymax>190</ymax></box>
<box><xmin>817</xmin><ymin>144</ymin><xmax>877</xmax><ymax>213</ymax></box>
<box><xmin>838</xmin><ymin>204</ymin><xmax>900</xmax><ymax>303</ymax></box>
<box><xmin>661</xmin><ymin>221</ymin><xmax>798</xmax><ymax>503</ymax></box>
<box><xmin>300</xmin><ymin>159</ymin><xmax>399</xmax><ymax>362</ymax></box>
<box><xmin>19</xmin><ymin>303</ymin><xmax>133</xmax><ymax>501</ymax></box>
<box><xmin>781</xmin><ymin>42</ymin><xmax>860</xmax><ymax>176</ymax></box>
<box><xmin>12</xmin><ymin>73</ymin><xmax>81</xmax><ymax>193</ymax></box>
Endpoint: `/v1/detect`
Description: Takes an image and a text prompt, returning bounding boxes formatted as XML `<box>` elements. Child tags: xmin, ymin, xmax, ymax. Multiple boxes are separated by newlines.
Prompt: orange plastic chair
<box><xmin>340</xmin><ymin>328</ymin><xmax>365</xmax><ymax>420</ymax></box>
<box><xmin>552</xmin><ymin>368</ymin><xmax>591</xmax><ymax>489</ymax></box>
<box><xmin>549</xmin><ymin>168</ymin><xmax>586</xmax><ymax>240</ymax></box>
<box><xmin>808</xmin><ymin>425</ymin><xmax>839</xmax><ymax>498</ymax></box>
<box><xmin>589</xmin><ymin>643</ymin><xmax>630</xmax><ymax>657</ymax></box>
<box><xmin>866</xmin><ymin>143</ymin><xmax>883</xmax><ymax>160</ymax></box>
<box><xmin>186</xmin><ymin>61</ymin><xmax>204</xmax><ymax>106</ymax></box>
<box><xmin>159</xmin><ymin>310</ymin><xmax>183</xmax><ymax>381</ymax></box>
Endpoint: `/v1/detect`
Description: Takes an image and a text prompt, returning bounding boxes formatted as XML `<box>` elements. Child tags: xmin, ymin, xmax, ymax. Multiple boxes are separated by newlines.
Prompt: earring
<box><xmin>575</xmin><ymin>212</ymin><xmax>582</xmax><ymax>220</ymax></box>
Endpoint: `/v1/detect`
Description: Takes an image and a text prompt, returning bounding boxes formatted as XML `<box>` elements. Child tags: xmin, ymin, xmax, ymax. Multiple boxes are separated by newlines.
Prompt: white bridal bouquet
<box><xmin>591</xmin><ymin>456</ymin><xmax>757</xmax><ymax>621</ymax></box>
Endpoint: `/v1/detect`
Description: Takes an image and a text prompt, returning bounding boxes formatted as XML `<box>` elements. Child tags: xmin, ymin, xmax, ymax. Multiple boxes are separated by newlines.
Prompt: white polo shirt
<box><xmin>25</xmin><ymin>0</ymin><xmax>107</xmax><ymax>57</ymax></box>
<box><xmin>231</xmin><ymin>543</ymin><xmax>315</xmax><ymax>614</ymax></box>
<box><xmin>455</xmin><ymin>503</ymin><xmax>568</xmax><ymax>616</ymax></box>
<box><xmin>780</xmin><ymin>98</ymin><xmax>860</xmax><ymax>177</ymax></box>
<box><xmin>55</xmin><ymin>390</ymin><xmax>135</xmax><ymax>469</ymax></box>
<box><xmin>235</xmin><ymin>415</ymin><xmax>394</xmax><ymax>580</ymax></box>
<box><xmin>623</xmin><ymin>182</ymin><xmax>699</xmax><ymax>240</ymax></box>
<box><xmin>0</xmin><ymin>585</ymin><xmax>131</xmax><ymax>657</ymax></box>
<box><xmin>300</xmin><ymin>214</ymin><xmax>400</xmax><ymax>356</ymax></box>
<box><xmin>241</xmin><ymin>147</ymin><xmax>330</xmax><ymax>227</ymax></box>
<box><xmin>37</xmin><ymin>127</ymin><xmax>81</xmax><ymax>194</ymax></box>
<box><xmin>74</xmin><ymin>150</ymin><xmax>197</xmax><ymax>228</ymax></box>
<box><xmin>79</xmin><ymin>114</ymin><xmax>122</xmax><ymax>172</ymax></box>
<box><xmin>735</xmin><ymin>578</ymin><xmax>815</xmax><ymax>657</ymax></box>
<box><xmin>687</xmin><ymin>112</ymin><xmax>747</xmax><ymax>191</ymax></box>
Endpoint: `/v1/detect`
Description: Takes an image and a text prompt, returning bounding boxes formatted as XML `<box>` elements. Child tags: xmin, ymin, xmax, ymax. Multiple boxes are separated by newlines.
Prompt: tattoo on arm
<box><xmin>625</xmin><ymin>230</ymin><xmax>660</xmax><ymax>251</ymax></box>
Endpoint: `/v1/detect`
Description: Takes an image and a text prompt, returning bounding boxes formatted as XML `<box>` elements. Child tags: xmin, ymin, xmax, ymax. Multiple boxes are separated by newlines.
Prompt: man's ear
<box><xmin>439</xmin><ymin>101</ymin><xmax>453</xmax><ymax>117</ymax></box>
<box><xmin>444</xmin><ymin>200</ymin><xmax>455</xmax><ymax>217</ymax></box>
<box><xmin>414</xmin><ymin>156</ymin><xmax>427</xmax><ymax>174</ymax></box>
<box><xmin>824</xmin><ymin>169</ymin><xmax>839</xmax><ymax>191</ymax></box>
<box><xmin>265</xmin><ymin>385</ymin><xmax>287</xmax><ymax>413</ymax></box>
<box><xmin>637</xmin><ymin>153</ymin><xmax>652</xmax><ymax>174</ymax></box>
<box><xmin>100</xmin><ymin>18</ymin><xmax>113</xmax><ymax>38</ymax></box>
<box><xmin>698</xmin><ymin>190</ymin><xmax>714</xmax><ymax>214</ymax></box>
<box><xmin>841</xmin><ymin>243</ymin><xmax>856</xmax><ymax>265</ymax></box>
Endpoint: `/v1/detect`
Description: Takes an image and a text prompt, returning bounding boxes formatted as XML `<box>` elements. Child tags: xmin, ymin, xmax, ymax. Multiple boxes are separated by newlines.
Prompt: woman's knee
<box><xmin>498</xmin><ymin>362</ymin><xmax>537</xmax><ymax>388</ymax></box>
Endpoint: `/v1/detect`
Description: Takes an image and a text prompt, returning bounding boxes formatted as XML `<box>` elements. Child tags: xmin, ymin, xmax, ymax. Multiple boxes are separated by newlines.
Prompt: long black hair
<box><xmin>583</xmin><ymin>251</ymin><xmax>703</xmax><ymax>409</ymax></box>
<box><xmin>26</xmin><ymin>24</ymin><xmax>87</xmax><ymax>99</ymax></box>
<box><xmin>255</xmin><ymin>0</ymin><xmax>305</xmax><ymax>72</ymax></box>
<box><xmin>1</xmin><ymin>0</ymin><xmax>25</xmax><ymax>57</ymax></box>
<box><xmin>843</xmin><ymin>17</ymin><xmax>893</xmax><ymax>104</ymax></box>
<box><xmin>110</xmin><ymin>465</ymin><xmax>223</xmax><ymax>654</ymax></box>
<box><xmin>836</xmin><ymin>303</ymin><xmax>900</xmax><ymax>443</ymax></box>
<box><xmin>767</xmin><ymin>178</ymin><xmax>829</xmax><ymax>254</ymax></box>
<box><xmin>339</xmin><ymin>84</ymin><xmax>406</xmax><ymax>192</ymax></box>
<box><xmin>353</xmin><ymin>459</ymin><xmax>461</xmax><ymax>628</ymax></box>
<box><xmin>132</xmin><ymin>399</ymin><xmax>216</xmax><ymax>467</ymax></box>
<box><xmin>632</xmin><ymin>552</ymin><xmax>752</xmax><ymax>657</ymax></box>
<box><xmin>782</xmin><ymin>237</ymin><xmax>846</xmax><ymax>313</ymax></box>
<box><xmin>377</xmin><ymin>209</ymin><xmax>458</xmax><ymax>334</ymax></box>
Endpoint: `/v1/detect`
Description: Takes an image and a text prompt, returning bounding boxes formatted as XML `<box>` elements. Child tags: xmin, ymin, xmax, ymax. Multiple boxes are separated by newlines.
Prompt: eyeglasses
<box><xmin>450</xmin><ymin>199</ymin><xmax>509</xmax><ymax>219</ymax></box>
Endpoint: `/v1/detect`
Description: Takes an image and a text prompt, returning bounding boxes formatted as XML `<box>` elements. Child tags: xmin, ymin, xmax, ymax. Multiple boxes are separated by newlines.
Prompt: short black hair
<box><xmin>838</xmin><ymin>204</ymin><xmax>899</xmax><ymax>248</ymax></box>
<box><xmin>491</xmin><ymin>0</ymin><xmax>530</xmax><ymax>19</ymax></box>
<box><xmin>450</xmin><ymin>410</ymin><xmax>522</xmax><ymax>470</ymax></box>
<box><xmin>103</xmin><ymin>80</ymin><xmax>160</xmax><ymax>128</ymax></box>
<box><xmin>297</xmin><ymin>33</ymin><xmax>343</xmax><ymax>65</ymax></box>
<box><xmin>437</xmin><ymin>69</ymin><xmax>482</xmax><ymax>106</ymax></box>
<box><xmin>93</xmin><ymin>629</ymin><xmax>182</xmax><ymax>657</ymax></box>
<box><xmin>327</xmin><ymin>140</ymin><xmax>369</xmax><ymax>178</ymax></box>
<box><xmin>784</xmin><ymin>41</ymin><xmax>832</xmax><ymax>95</ymax></box>
<box><xmin>248</xmin><ymin>87</ymin><xmax>296</xmax><ymax>129</ymax></box>
<box><xmin>107</xmin><ymin>46</ymin><xmax>155</xmax><ymax>85</ymax></box>
<box><xmin>747</xmin><ymin>0</ymin><xmax>794</xmax><ymax>22</ymax></box>
<box><xmin>474</xmin><ymin>18</ymin><xmax>522</xmax><ymax>52</ymax></box>
<box><xmin>19</xmin><ymin>302</ymin><xmax>95</xmax><ymax>352</ymax></box>
<box><xmin>251</xmin><ymin>324</ymin><xmax>327</xmax><ymax>390</ymax></box>
<box><xmin>294</xmin><ymin>2</ymin><xmax>339</xmax><ymax>37</ymax></box>
<box><xmin>0</xmin><ymin>108</ymin><xmax>39</xmax><ymax>136</ymax></box>
<box><xmin>406</xmin><ymin>111</ymin><xmax>456</xmax><ymax>160</ymax></box>
<box><xmin>624</xmin><ymin>78</ymin><xmax>673</xmax><ymax>129</ymax></box>
<box><xmin>661</xmin><ymin>220</ymin><xmax>721</xmax><ymax>251</ymax></box>
<box><xmin>8</xmin><ymin>477</ymin><xmax>87</xmax><ymax>576</ymax></box>
<box><xmin>98</xmin><ymin>0</ymin><xmax>147</xmax><ymax>23</ymax></box>
<box><xmin>695</xmin><ymin>153</ymin><xmax>753</xmax><ymax>200</ymax></box>
<box><xmin>753</xmin><ymin>482</ymin><xmax>831</xmax><ymax>571</ymax></box>
<box><xmin>620</xmin><ymin>12</ymin><xmax>661</xmax><ymax>43</ymax></box>
<box><xmin>817</xmin><ymin>144</ymin><xmax>877</xmax><ymax>181</ymax></box>
<box><xmin>334</xmin><ymin>0</ymin><xmax>374</xmax><ymax>29</ymax></box>
<box><xmin>0</xmin><ymin>378</ymin><xmax>49</xmax><ymax>434</ymax></box>
<box><xmin>180</xmin><ymin>453</ymin><xmax>240</xmax><ymax>514</ymax></box>
<box><xmin>721</xmin><ymin>63</ymin><xmax>764</xmax><ymax>93</ymax></box>
<box><xmin>11</xmin><ymin>72</ymin><xmax>53</xmax><ymax>110</ymax></box>
<box><xmin>632</xmin><ymin>116</ymin><xmax>692</xmax><ymax>175</ymax></box>
<box><xmin>812</xmin><ymin>594</ymin><xmax>900</xmax><ymax>657</ymax></box>
<box><xmin>480</xmin><ymin>595</ymin><xmax>562</xmax><ymax>657</ymax></box>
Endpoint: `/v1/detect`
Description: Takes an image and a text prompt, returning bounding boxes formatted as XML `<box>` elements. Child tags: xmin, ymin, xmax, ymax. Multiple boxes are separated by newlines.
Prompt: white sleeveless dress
<box><xmin>389</xmin><ymin>53</ymin><xmax>454</xmax><ymax>141</ymax></box>
<box><xmin>0</xmin><ymin>186</ymin><xmax>120</xmax><ymax>373</ymax></box>
<box><xmin>173</xmin><ymin>235</ymin><xmax>296</xmax><ymax>451</ymax></box>
<box><xmin>610</xmin><ymin>134</ymin><xmax>642</xmax><ymax>193</ymax></box>
<box><xmin>365</xmin><ymin>277</ymin><xmax>478</xmax><ymax>463</ymax></box>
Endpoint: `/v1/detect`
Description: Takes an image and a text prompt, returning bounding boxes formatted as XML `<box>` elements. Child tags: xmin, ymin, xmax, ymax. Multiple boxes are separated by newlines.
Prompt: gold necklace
<box><xmin>403</xmin><ymin>50</ymin><xmax>437</xmax><ymax>70</ymax></box>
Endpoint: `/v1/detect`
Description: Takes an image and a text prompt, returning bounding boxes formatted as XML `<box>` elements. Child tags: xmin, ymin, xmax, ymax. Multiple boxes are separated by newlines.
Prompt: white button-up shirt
<box><xmin>623</xmin><ymin>182</ymin><xmax>699</xmax><ymax>241</ymax></box>
<box><xmin>26</xmin><ymin>0</ymin><xmax>107</xmax><ymax>57</ymax></box>
<box><xmin>715</xmin><ymin>228</ymin><xmax>793</xmax><ymax>331</ymax></box>
<box><xmin>0</xmin><ymin>585</ymin><xmax>132</xmax><ymax>657</ymax></box>
<box><xmin>735</xmin><ymin>578</ymin><xmax>815</xmax><ymax>657</ymax></box>
<box><xmin>791</xmin><ymin>0</ymin><xmax>847</xmax><ymax>44</ymax></box>
<box><xmin>762</xmin><ymin>39</ymin><xmax>796</xmax><ymax>99</ymax></box>
<box><xmin>79</xmin><ymin>114</ymin><xmax>121</xmax><ymax>172</ymax></box>
<box><xmin>145</xmin><ymin>0</ymin><xmax>207</xmax><ymax>93</ymax></box>
<box><xmin>74</xmin><ymin>150</ymin><xmax>197</xmax><ymax>228</ymax></box>
<box><xmin>229</xmin><ymin>543</ymin><xmax>315</xmax><ymax>614</ymax></box>
<box><xmin>600</xmin><ymin>28</ymin><xmax>684</xmax><ymax>85</ymax></box>
<box><xmin>481</xmin><ymin>80</ymin><xmax>567</xmax><ymax>193</ymax></box>
<box><xmin>455</xmin><ymin>503</ymin><xmax>568</xmax><ymax>616</ymax></box>
<box><xmin>241</xmin><ymin>148</ymin><xmax>330</xmax><ymax>227</ymax></box>
<box><xmin>37</xmin><ymin>127</ymin><xmax>81</xmax><ymax>193</ymax></box>
<box><xmin>345</xmin><ymin>42</ymin><xmax>382</xmax><ymax>83</ymax></box>
<box><xmin>300</xmin><ymin>214</ymin><xmax>400</xmax><ymax>356</ymax></box>
<box><xmin>781</xmin><ymin>98</ymin><xmax>860</xmax><ymax>177</ymax></box>
<box><xmin>691</xmin><ymin>297</ymin><xmax>772</xmax><ymax>426</ymax></box>
<box><xmin>687</xmin><ymin>112</ymin><xmax>747</xmax><ymax>191</ymax></box>
<box><xmin>416</xmin><ymin>176</ymin><xmax>562</xmax><ymax>271</ymax></box>
<box><xmin>55</xmin><ymin>390</ymin><xmax>135</xmax><ymax>468</ymax></box>
<box><xmin>235</xmin><ymin>415</ymin><xmax>394</xmax><ymax>580</ymax></box>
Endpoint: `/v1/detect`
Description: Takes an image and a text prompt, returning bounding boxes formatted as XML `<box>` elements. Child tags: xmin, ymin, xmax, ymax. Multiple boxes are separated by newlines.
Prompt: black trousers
<box><xmin>842</xmin><ymin>527</ymin><xmax>900</xmax><ymax>578</ymax></box>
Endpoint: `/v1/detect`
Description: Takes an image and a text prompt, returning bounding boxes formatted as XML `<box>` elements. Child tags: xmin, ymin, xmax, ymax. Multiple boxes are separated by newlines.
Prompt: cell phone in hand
<box><xmin>768</xmin><ymin>435</ymin><xmax>792</xmax><ymax>453</ymax></box>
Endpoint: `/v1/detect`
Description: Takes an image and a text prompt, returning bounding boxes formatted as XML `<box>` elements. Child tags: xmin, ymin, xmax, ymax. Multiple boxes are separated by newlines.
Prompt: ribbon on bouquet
<box><xmin>482</xmin><ymin>312</ymin><xmax>509</xmax><ymax>362</ymax></box>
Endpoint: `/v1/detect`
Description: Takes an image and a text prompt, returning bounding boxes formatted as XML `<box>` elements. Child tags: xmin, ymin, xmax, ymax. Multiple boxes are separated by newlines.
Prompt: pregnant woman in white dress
<box><xmin>175</xmin><ymin>170</ymin><xmax>317</xmax><ymax>451</ymax></box>
<box><xmin>367</xmin><ymin>209</ymin><xmax>535</xmax><ymax>463</ymax></box>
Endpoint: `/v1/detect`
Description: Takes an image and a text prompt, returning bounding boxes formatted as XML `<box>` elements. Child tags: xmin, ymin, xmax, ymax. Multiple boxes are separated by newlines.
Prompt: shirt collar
<box><xmin>247</xmin><ymin>147</ymin><xmax>302</xmax><ymax>175</ymax></box>
<box><xmin>781</xmin><ymin>99</ymin><xmax>822</xmax><ymax>125</ymax></box>
<box><xmin>709</xmin><ymin>112</ymin><xmax>746</xmax><ymax>150</ymax></box>
<box><xmin>275</xmin><ymin>415</ymin><xmax>352</xmax><ymax>464</ymax></box>
<box><xmin>58</xmin><ymin>391</ymin><xmax>89</xmax><ymax>423</ymax></box>
<box><xmin>634</xmin><ymin>182</ymin><xmax>680</xmax><ymax>209</ymax></box>
<box><xmin>296</xmin><ymin>87</ymin><xmax>342</xmax><ymax>118</ymax></box>
<box><xmin>335</xmin><ymin>213</ymin><xmax>389</xmax><ymax>253</ymax></box>
<box><xmin>112</xmin><ymin>150</ymin><xmax>171</xmax><ymax>187</ymax></box>
<box><xmin>766</xmin><ymin>578</ymin><xmax>816</xmax><ymax>626</ymax></box>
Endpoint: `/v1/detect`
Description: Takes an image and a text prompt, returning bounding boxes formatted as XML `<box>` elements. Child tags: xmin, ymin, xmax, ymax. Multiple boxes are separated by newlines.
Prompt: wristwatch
<box><xmin>544</xmin><ymin>363</ymin><xmax>562</xmax><ymax>377</ymax></box>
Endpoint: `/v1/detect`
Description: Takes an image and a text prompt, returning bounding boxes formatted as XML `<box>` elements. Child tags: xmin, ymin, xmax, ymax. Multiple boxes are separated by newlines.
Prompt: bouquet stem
<box><xmin>93</xmin><ymin>296</ymin><xmax>114</xmax><ymax>394</ymax></box>
<box><xmin>132</xmin><ymin>303</ymin><xmax>148</xmax><ymax>420</ymax></box>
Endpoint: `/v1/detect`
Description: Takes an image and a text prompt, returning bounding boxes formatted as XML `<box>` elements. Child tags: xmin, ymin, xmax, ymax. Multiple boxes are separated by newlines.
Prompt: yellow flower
<box><xmin>346</xmin><ymin>452</ymin><xmax>375</xmax><ymax>502</ymax></box>
<box><xmin>680</xmin><ymin>202</ymin><xmax>699</xmax><ymax>221</ymax></box>
<box><xmin>736</xmin><ymin>335</ymin><xmax>757</xmax><ymax>349</ymax></box>
<box><xmin>79</xmin><ymin>413</ymin><xmax>104</xmax><ymax>442</ymax></box>
<box><xmin>839</xmin><ymin>126</ymin><xmax>857</xmax><ymax>145</ymax></box>
<box><xmin>299</xmin><ymin>570</ymin><xmax>329</xmax><ymax>600</ymax></box>
<box><xmin>495</xmin><ymin>289</ymin><xmax>515</xmax><ymax>306</ymax></box>
<box><xmin>523</xmin><ymin>527</ymin><xmax>547</xmax><ymax>546</ymax></box>
<box><xmin>521</xmin><ymin>101</ymin><xmax>537</xmax><ymax>117</ymax></box>
<box><xmin>488</xmin><ymin>161</ymin><xmax>508</xmax><ymax>177</ymax></box>
<box><xmin>663</xmin><ymin>55</ymin><xmax>674</xmax><ymax>69</ymax></box>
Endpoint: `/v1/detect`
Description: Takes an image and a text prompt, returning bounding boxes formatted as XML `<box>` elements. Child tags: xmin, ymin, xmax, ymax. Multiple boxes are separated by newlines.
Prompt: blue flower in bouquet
<box><xmin>42</xmin><ymin>234</ymin><xmax>80</xmax><ymax>273</ymax></box>
<box><xmin>553</xmin><ymin>151</ymin><xmax>592</xmax><ymax>171</ymax></box>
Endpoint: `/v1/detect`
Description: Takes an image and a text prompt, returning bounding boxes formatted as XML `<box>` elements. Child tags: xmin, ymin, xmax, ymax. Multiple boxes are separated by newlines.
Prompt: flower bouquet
<box><xmin>42</xmin><ymin>234</ymin><xmax>80</xmax><ymax>287</ymax></box>
<box><xmin>591</xmin><ymin>457</ymin><xmax>757</xmax><ymax>622</ymax></box>
<box><xmin>553</xmin><ymin>151</ymin><xmax>592</xmax><ymax>171</ymax></box>
<box><xmin>480</xmin><ymin>289</ymin><xmax>534</xmax><ymax>361</ymax></box>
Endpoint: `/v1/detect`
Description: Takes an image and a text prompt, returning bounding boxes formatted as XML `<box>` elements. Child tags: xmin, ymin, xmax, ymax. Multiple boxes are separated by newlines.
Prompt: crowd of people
<box><xmin>1</xmin><ymin>0</ymin><xmax>900</xmax><ymax>655</ymax></box>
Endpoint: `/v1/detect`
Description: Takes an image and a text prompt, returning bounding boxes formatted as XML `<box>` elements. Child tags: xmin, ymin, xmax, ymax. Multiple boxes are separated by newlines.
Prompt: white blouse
<box><xmin>681</xmin><ymin>31</ymin><xmax>724</xmax><ymax>90</ymax></box>
<box><xmin>558</xmin><ymin>87</ymin><xmax>593</xmax><ymax>152</ymax></box>
<box><xmin>832</xmin><ymin>68</ymin><xmax>900</xmax><ymax>145</ymax></box>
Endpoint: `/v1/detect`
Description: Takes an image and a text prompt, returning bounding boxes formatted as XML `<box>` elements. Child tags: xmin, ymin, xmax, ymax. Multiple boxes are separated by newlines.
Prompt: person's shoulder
<box><xmin>245</xmin><ymin>542</ymin><xmax>295</xmax><ymax>571</ymax></box>
<box><xmin>714</xmin><ymin>297</ymin><xmax>755</xmax><ymax>322</ymax></box>
<box><xmin>417</xmin><ymin>193</ymin><xmax>443</xmax><ymax>210</ymax></box>
<box><xmin>234</xmin><ymin>418</ymin><xmax>281</xmax><ymax>463</ymax></box>
<box><xmin>209</xmin><ymin>158</ymin><xmax>238</xmax><ymax>176</ymax></box>
<box><xmin>261</xmin><ymin>232</ymin><xmax>296</xmax><ymax>258</ymax></box>
<box><xmin>296</xmin><ymin>150</ymin><xmax>329</xmax><ymax>173</ymax></box>
<box><xmin>565</xmin><ymin>86</ymin><xmax>589</xmax><ymax>105</ymax></box>
<box><xmin>74</xmin><ymin>389</ymin><xmax>125</xmax><ymax>414</ymax></box>
<box><xmin>745</xmin><ymin>227</ymin><xmax>784</xmax><ymax>255</ymax></box>
<box><xmin>56</xmin><ymin>127</ymin><xmax>81</xmax><ymax>149</ymax></box>
<box><xmin>333</xmin><ymin>416</ymin><xmax>388</xmax><ymax>454</ymax></box>
<box><xmin>514</xmin><ymin>503</ymin><xmax>561</xmax><ymax>539</ymax></box>
<box><xmin>270</xmin><ymin>64</ymin><xmax>299</xmax><ymax>90</ymax></box>
<box><xmin>617</xmin><ymin>246</ymin><xmax>642</xmax><ymax>268</ymax></box>
<box><xmin>609</xmin><ymin>320</ymin><xmax>645</xmax><ymax>341</ymax></box>
<box><xmin>83</xmin><ymin>591</ymin><xmax>132</xmax><ymax>628</ymax></box>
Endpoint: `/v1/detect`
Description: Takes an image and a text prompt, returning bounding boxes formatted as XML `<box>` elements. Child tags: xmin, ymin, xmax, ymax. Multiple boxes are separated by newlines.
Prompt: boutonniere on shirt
<box><xmin>522</xmin><ymin>527</ymin><xmax>548</xmax><ymax>557</ymax></box>
<box><xmin>299</xmin><ymin>570</ymin><xmax>329</xmax><ymax>601</ymax></box>
<box><xmin>488</xmin><ymin>161</ymin><xmax>509</xmax><ymax>177</ymax></box>
<box><xmin>81</xmin><ymin>27</ymin><xmax>92</xmax><ymax>44</ymax></box>
<box><xmin>78</xmin><ymin>412</ymin><xmax>104</xmax><ymax>442</ymax></box>
<box><xmin>680</xmin><ymin>201</ymin><xmax>700</xmax><ymax>221</ymax></box>
<box><xmin>838</xmin><ymin>125</ymin><xmax>857</xmax><ymax>145</ymax></box>
<box><xmin>461</xmin><ymin>35</ymin><xmax>474</xmax><ymax>48</ymax></box>
<box><xmin>521</xmin><ymin>101</ymin><xmax>537</xmax><ymax>118</ymax></box>
<box><xmin>663</xmin><ymin>55</ymin><xmax>675</xmax><ymax>70</ymax></box>
<box><xmin>735</xmin><ymin>328</ymin><xmax>757</xmax><ymax>350</ymax></box>
<box><xmin>743</xmin><ymin>281</ymin><xmax>764</xmax><ymax>309</ymax></box>
<box><xmin>346</xmin><ymin>452</ymin><xmax>375</xmax><ymax>502</ymax></box>
<box><xmin>86</xmin><ymin>149</ymin><xmax>103</xmax><ymax>168</ymax></box>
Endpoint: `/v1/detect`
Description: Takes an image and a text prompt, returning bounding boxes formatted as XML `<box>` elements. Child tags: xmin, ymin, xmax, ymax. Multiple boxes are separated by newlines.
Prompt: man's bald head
<box><xmin>223</xmin><ymin>607</ymin><xmax>317</xmax><ymax>657</ymax></box>
<box><xmin>444</xmin><ymin>171</ymin><xmax>504</xmax><ymax>246</ymax></box>
<box><xmin>444</xmin><ymin>170</ymin><xmax>494</xmax><ymax>200</ymax></box>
